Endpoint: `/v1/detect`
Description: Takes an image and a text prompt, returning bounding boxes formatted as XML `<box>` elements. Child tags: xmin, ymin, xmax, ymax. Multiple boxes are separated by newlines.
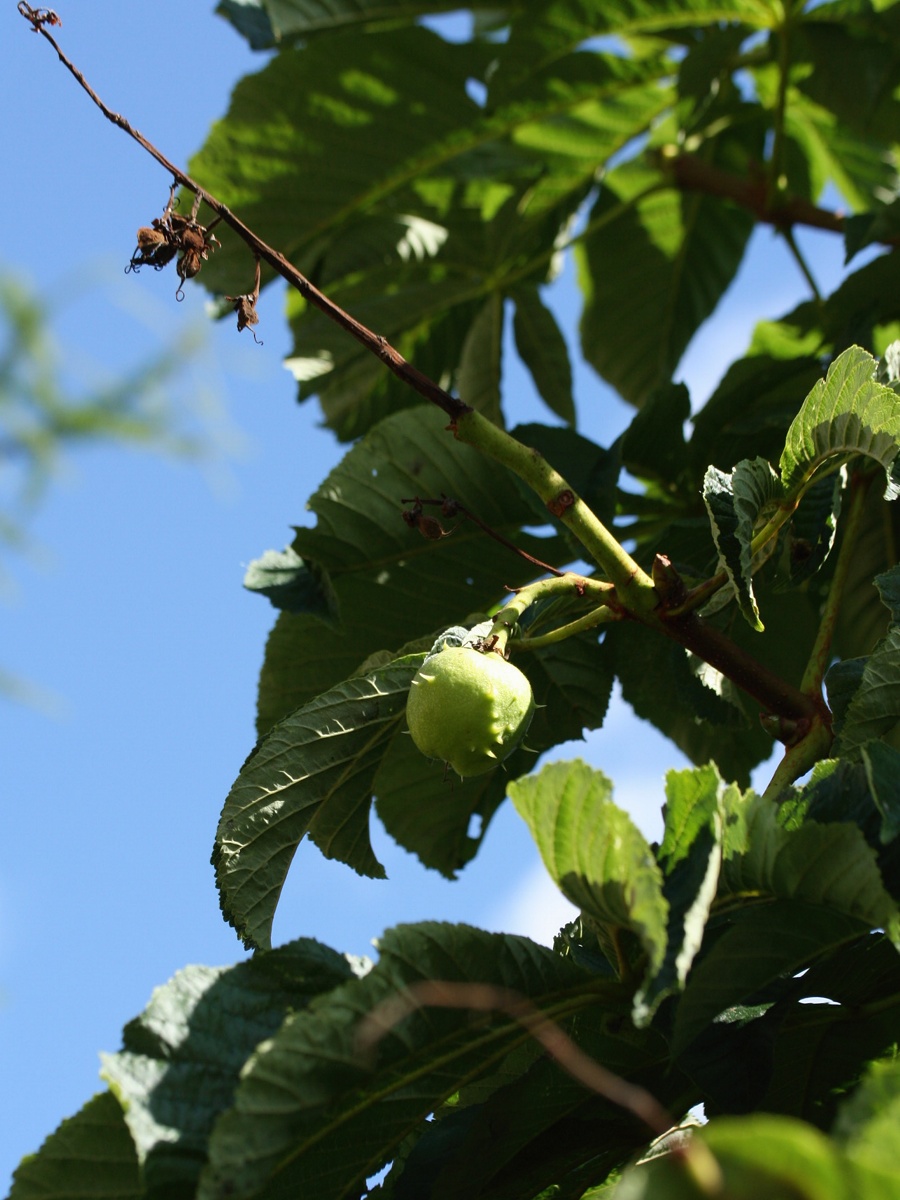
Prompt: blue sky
<box><xmin>0</xmin><ymin>3</ymin><xmax>855</xmax><ymax>1190</ymax></box>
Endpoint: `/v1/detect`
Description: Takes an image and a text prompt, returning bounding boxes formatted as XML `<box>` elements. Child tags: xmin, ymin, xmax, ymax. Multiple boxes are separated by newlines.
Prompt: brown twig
<box><xmin>18</xmin><ymin>8</ymin><xmax>469</xmax><ymax>423</ymax></box>
<box><xmin>658</xmin><ymin>150</ymin><xmax>899</xmax><ymax>246</ymax></box>
<box><xmin>402</xmin><ymin>496</ymin><xmax>567</xmax><ymax>577</ymax></box>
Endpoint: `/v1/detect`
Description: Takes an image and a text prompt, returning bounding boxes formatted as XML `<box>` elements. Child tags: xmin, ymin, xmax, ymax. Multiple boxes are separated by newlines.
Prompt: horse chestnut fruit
<box><xmin>406</xmin><ymin>643</ymin><xmax>535</xmax><ymax>777</ymax></box>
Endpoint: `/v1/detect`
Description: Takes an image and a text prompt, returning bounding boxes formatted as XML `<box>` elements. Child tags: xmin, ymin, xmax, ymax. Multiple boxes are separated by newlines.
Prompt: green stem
<box><xmin>800</xmin><ymin>471</ymin><xmax>874</xmax><ymax>696</ymax></box>
<box><xmin>761</xmin><ymin>715</ymin><xmax>833</xmax><ymax>801</ymax></box>
<box><xmin>782</xmin><ymin>226</ymin><xmax>823</xmax><ymax>304</ymax></box>
<box><xmin>486</xmin><ymin>574</ymin><xmax>614</xmax><ymax>654</ymax></box>
<box><xmin>454</xmin><ymin>410</ymin><xmax>658</xmax><ymax>614</ymax></box>
<box><xmin>517</xmin><ymin>604</ymin><xmax>620</xmax><ymax>650</ymax></box>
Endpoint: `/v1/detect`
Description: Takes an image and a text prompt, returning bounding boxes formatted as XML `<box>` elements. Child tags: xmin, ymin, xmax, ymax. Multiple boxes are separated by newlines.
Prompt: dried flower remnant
<box><xmin>127</xmin><ymin>186</ymin><xmax>220</xmax><ymax>300</ymax></box>
<box><xmin>17</xmin><ymin>3</ymin><xmax>61</xmax><ymax>30</ymax></box>
<box><xmin>225</xmin><ymin>257</ymin><xmax>263</xmax><ymax>343</ymax></box>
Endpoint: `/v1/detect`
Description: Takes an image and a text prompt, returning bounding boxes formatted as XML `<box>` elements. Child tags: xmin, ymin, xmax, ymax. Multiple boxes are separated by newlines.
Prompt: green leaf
<box><xmin>242</xmin><ymin>0</ymin><xmax>514</xmax><ymax>42</ymax></box>
<box><xmin>101</xmin><ymin>941</ymin><xmax>355</xmax><ymax>1192</ymax></box>
<box><xmin>214</xmin><ymin>656</ymin><xmax>421</xmax><ymax>950</ymax></box>
<box><xmin>576</xmin><ymin>148</ymin><xmax>755</xmax><ymax>407</ymax></box>
<box><xmin>845</xmin><ymin>197</ymin><xmax>900</xmax><ymax>265</ymax></box>
<box><xmin>833</xmin><ymin>566</ymin><xmax>900</xmax><ymax>758</ymax></box>
<box><xmin>197</xmin><ymin>922</ymin><xmax>601</xmax><ymax>1200</ymax></box>
<box><xmin>215</xmin><ymin>0</ymin><xmax>275</xmax><ymax>49</ymax></box>
<box><xmin>617</xmin><ymin>1113</ymin><xmax>854</xmax><ymax>1200</ymax></box>
<box><xmin>779</xmin><ymin>346</ymin><xmax>900</xmax><ymax>501</ymax></box>
<box><xmin>673</xmin><ymin>790</ymin><xmax>900</xmax><ymax>1053</ymax></box>
<box><xmin>862</xmin><ymin>740</ymin><xmax>900</xmax><ymax>844</ymax></box>
<box><xmin>511</xmin><ymin>285</ymin><xmax>576</xmax><ymax>425</ymax></box>
<box><xmin>635</xmin><ymin>766</ymin><xmax>727</xmax><ymax>1022</ymax></box>
<box><xmin>243</xmin><ymin>547</ymin><xmax>339</xmax><ymax>621</ymax></box>
<box><xmin>835</xmin><ymin>1057</ymin><xmax>900</xmax><ymax>1194</ymax></box>
<box><xmin>8</xmin><ymin>1092</ymin><xmax>142</xmax><ymax>1200</ymax></box>
<box><xmin>456</xmin><ymin>292</ymin><xmax>504</xmax><ymax>426</ymax></box>
<box><xmin>609</xmin><ymin>619</ymin><xmax>773</xmax><ymax>787</ymax></box>
<box><xmin>792</xmin><ymin>16</ymin><xmax>900</xmax><ymax>153</ymax></box>
<box><xmin>779</xmin><ymin>469</ymin><xmax>843</xmax><ymax>587</ymax></box>
<box><xmin>253</xmin><ymin>405</ymin><xmax>568</xmax><ymax>736</ymax></box>
<box><xmin>395</xmin><ymin>1015</ymin><xmax>679</xmax><ymax>1200</ymax></box>
<box><xmin>507</xmin><ymin>760</ymin><xmax>668</xmax><ymax>978</ymax></box>
<box><xmin>702</xmin><ymin>457</ymin><xmax>783</xmax><ymax>631</ymax></box>
<box><xmin>190</xmin><ymin>28</ymin><xmax>485</xmax><ymax>294</ymax></box>
<box><xmin>621</xmin><ymin>382</ymin><xmax>691</xmax><ymax>486</ymax></box>
<box><xmin>690</xmin><ymin>352</ymin><xmax>824</xmax><ymax>475</ymax></box>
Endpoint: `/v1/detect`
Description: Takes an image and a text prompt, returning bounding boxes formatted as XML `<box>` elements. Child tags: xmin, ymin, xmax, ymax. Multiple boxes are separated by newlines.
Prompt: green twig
<box><xmin>454</xmin><ymin>410</ymin><xmax>657</xmax><ymax>611</ymax></box>
<box><xmin>517</xmin><ymin>605</ymin><xmax>620</xmax><ymax>650</ymax></box>
<box><xmin>486</xmin><ymin>574</ymin><xmax>614</xmax><ymax>655</ymax></box>
<box><xmin>782</xmin><ymin>226</ymin><xmax>823</xmax><ymax>305</ymax></box>
<box><xmin>800</xmin><ymin>471</ymin><xmax>874</xmax><ymax>696</ymax></box>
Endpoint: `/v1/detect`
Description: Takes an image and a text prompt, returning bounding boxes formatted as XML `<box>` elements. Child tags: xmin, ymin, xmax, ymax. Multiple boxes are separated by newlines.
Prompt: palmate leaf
<box><xmin>101</xmin><ymin>941</ymin><xmax>355</xmax><ymax>1193</ymax></box>
<box><xmin>11</xmin><ymin>943</ymin><xmax>355</xmax><ymax>1200</ymax></box>
<box><xmin>191</xmin><ymin>24</ymin><xmax>668</xmax><ymax>296</ymax></box>
<box><xmin>197</xmin><ymin>923</ymin><xmax>606</xmax><ymax>1200</ymax></box>
<box><xmin>780</xmin><ymin>345</ymin><xmax>900</xmax><ymax>501</ymax></box>
<box><xmin>702</xmin><ymin>457</ymin><xmax>783</xmax><ymax>631</ymax></box>
<box><xmin>507</xmin><ymin>760</ymin><xmax>669</xmax><ymax>979</ymax></box>
<box><xmin>8</xmin><ymin>1092</ymin><xmax>142</xmax><ymax>1200</ymax></box>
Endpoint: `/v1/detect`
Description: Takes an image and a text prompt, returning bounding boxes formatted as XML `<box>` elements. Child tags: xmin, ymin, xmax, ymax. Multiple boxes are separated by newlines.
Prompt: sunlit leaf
<box><xmin>508</xmin><ymin>759</ymin><xmax>668</xmax><ymax>976</ymax></box>
<box><xmin>780</xmin><ymin>346</ymin><xmax>900</xmax><ymax>501</ymax></box>
<box><xmin>702</xmin><ymin>457</ymin><xmax>783</xmax><ymax>631</ymax></box>
<box><xmin>215</xmin><ymin>656</ymin><xmax>421</xmax><ymax>949</ymax></box>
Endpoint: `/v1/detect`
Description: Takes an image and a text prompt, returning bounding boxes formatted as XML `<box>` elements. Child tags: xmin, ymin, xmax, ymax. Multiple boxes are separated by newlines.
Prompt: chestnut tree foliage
<box><xmin>10</xmin><ymin>1</ymin><xmax>900</xmax><ymax>1198</ymax></box>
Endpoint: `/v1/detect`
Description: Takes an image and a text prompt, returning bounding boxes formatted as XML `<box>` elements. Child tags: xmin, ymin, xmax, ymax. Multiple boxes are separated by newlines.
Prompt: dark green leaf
<box><xmin>215</xmin><ymin>0</ymin><xmax>275</xmax><ymax>49</ymax></box>
<box><xmin>253</xmin><ymin>406</ymin><xmax>570</xmax><ymax>736</ymax></box>
<box><xmin>243</xmin><ymin>547</ymin><xmax>339</xmax><ymax>621</ymax></box>
<box><xmin>8</xmin><ymin>1092</ymin><xmax>142</xmax><ymax>1200</ymax></box>
<box><xmin>621</xmin><ymin>383</ymin><xmax>691</xmax><ymax>486</ymax></box>
<box><xmin>197</xmin><ymin>923</ymin><xmax>601</xmax><ymax>1200</ymax></box>
<box><xmin>834</xmin><ymin>566</ymin><xmax>900</xmax><ymax>758</ymax></box>
<box><xmin>457</xmin><ymin>292</ymin><xmax>504</xmax><ymax>426</ymax></box>
<box><xmin>215</xmin><ymin>657</ymin><xmax>421</xmax><ymax>949</ymax></box>
<box><xmin>101</xmin><ymin>941</ymin><xmax>354</xmax><ymax>1192</ymax></box>
<box><xmin>511</xmin><ymin>285</ymin><xmax>576</xmax><ymax>425</ymax></box>
<box><xmin>577</xmin><ymin>148</ymin><xmax>755</xmax><ymax>407</ymax></box>
<box><xmin>862</xmin><ymin>740</ymin><xmax>900</xmax><ymax>843</ymax></box>
<box><xmin>609</xmin><ymin>619</ymin><xmax>773</xmax><ymax>787</ymax></box>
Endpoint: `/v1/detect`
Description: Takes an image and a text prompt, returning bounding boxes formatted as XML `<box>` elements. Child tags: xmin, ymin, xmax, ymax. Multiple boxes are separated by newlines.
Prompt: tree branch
<box><xmin>657</xmin><ymin>149</ymin><xmax>898</xmax><ymax>245</ymax></box>
<box><xmin>19</xmin><ymin>7</ymin><xmax>835</xmax><ymax>733</ymax></box>
<box><xmin>18</xmin><ymin>5</ymin><xmax>469</xmax><ymax>423</ymax></box>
